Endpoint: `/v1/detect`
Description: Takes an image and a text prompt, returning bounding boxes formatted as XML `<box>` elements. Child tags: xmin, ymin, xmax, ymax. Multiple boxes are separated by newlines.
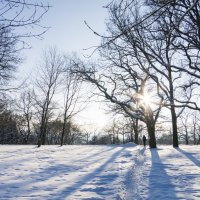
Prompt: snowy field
<box><xmin>0</xmin><ymin>144</ymin><xmax>199</xmax><ymax>200</ymax></box>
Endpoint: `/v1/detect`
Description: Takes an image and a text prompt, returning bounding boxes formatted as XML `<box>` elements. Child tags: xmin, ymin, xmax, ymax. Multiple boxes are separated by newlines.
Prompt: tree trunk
<box><xmin>168</xmin><ymin>68</ymin><xmax>179</xmax><ymax>148</ymax></box>
<box><xmin>147</xmin><ymin>122</ymin><xmax>157</xmax><ymax>148</ymax></box>
<box><xmin>26</xmin><ymin>118</ymin><xmax>31</xmax><ymax>144</ymax></box>
<box><xmin>145</xmin><ymin>104</ymin><xmax>157</xmax><ymax>148</ymax></box>
<box><xmin>130</xmin><ymin>131</ymin><xmax>134</xmax><ymax>143</ymax></box>
<box><xmin>41</xmin><ymin>118</ymin><xmax>47</xmax><ymax>145</ymax></box>
<box><xmin>134</xmin><ymin>119</ymin><xmax>139</xmax><ymax>144</ymax></box>
<box><xmin>61</xmin><ymin>119</ymin><xmax>66</xmax><ymax>146</ymax></box>
<box><xmin>193</xmin><ymin>126</ymin><xmax>196</xmax><ymax>145</ymax></box>
<box><xmin>42</xmin><ymin>128</ymin><xmax>46</xmax><ymax>145</ymax></box>
<box><xmin>38</xmin><ymin>124</ymin><xmax>44</xmax><ymax>147</ymax></box>
<box><xmin>37</xmin><ymin>132</ymin><xmax>42</xmax><ymax>147</ymax></box>
<box><xmin>185</xmin><ymin>129</ymin><xmax>189</xmax><ymax>145</ymax></box>
<box><xmin>171</xmin><ymin>105</ymin><xmax>179</xmax><ymax>147</ymax></box>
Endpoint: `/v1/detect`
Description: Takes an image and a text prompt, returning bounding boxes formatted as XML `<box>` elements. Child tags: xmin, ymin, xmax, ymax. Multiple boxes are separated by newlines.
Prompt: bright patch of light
<box><xmin>139</xmin><ymin>92</ymin><xmax>154</xmax><ymax>107</ymax></box>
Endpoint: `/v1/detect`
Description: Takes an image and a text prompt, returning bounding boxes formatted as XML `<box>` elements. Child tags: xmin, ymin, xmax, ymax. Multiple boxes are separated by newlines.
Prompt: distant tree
<box><xmin>60</xmin><ymin>121</ymin><xmax>83</xmax><ymax>145</ymax></box>
<box><xmin>15</xmin><ymin>90</ymin><xmax>34</xmax><ymax>144</ymax></box>
<box><xmin>0</xmin><ymin>102</ymin><xmax>19</xmax><ymax>144</ymax></box>
<box><xmin>107</xmin><ymin>102</ymin><xmax>143</xmax><ymax>144</ymax></box>
<box><xmin>191</xmin><ymin>112</ymin><xmax>199</xmax><ymax>145</ymax></box>
<box><xmin>46</xmin><ymin>119</ymin><xmax>63</xmax><ymax>144</ymax></box>
<box><xmin>90</xmin><ymin>133</ymin><xmax>113</xmax><ymax>145</ymax></box>
<box><xmin>81</xmin><ymin>129</ymin><xmax>93</xmax><ymax>144</ymax></box>
<box><xmin>126</xmin><ymin>117</ymin><xmax>144</xmax><ymax>144</ymax></box>
<box><xmin>184</xmin><ymin>111</ymin><xmax>200</xmax><ymax>145</ymax></box>
<box><xmin>157</xmin><ymin>133</ymin><xmax>173</xmax><ymax>145</ymax></box>
<box><xmin>179</xmin><ymin>112</ymin><xmax>191</xmax><ymax>145</ymax></box>
<box><xmin>104</xmin><ymin>119</ymin><xmax>121</xmax><ymax>144</ymax></box>
<box><xmin>90</xmin><ymin>134</ymin><xmax>98</xmax><ymax>145</ymax></box>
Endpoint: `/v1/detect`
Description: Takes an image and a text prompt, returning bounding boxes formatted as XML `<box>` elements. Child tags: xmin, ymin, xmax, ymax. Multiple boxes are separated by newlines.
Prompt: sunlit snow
<box><xmin>0</xmin><ymin>144</ymin><xmax>199</xmax><ymax>199</ymax></box>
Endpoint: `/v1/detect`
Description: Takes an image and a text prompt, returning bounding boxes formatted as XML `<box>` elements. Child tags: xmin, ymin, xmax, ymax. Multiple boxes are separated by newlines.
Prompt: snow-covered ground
<box><xmin>0</xmin><ymin>144</ymin><xmax>199</xmax><ymax>200</ymax></box>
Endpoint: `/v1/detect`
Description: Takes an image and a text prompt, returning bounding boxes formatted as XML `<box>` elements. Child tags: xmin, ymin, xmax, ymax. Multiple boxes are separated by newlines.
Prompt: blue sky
<box><xmin>21</xmin><ymin>0</ymin><xmax>109</xmax><ymax>73</ymax></box>
<box><xmin>46</xmin><ymin>0</ymin><xmax>109</xmax><ymax>52</ymax></box>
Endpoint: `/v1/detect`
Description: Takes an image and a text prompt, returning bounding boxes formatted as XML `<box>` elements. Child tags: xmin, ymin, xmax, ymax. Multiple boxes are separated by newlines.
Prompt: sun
<box><xmin>140</xmin><ymin>92</ymin><xmax>152</xmax><ymax>106</ymax></box>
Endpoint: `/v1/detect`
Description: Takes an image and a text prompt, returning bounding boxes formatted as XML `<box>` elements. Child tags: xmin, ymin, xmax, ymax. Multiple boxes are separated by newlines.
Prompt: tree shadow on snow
<box><xmin>176</xmin><ymin>148</ymin><xmax>200</xmax><ymax>167</ymax></box>
<box><xmin>0</xmin><ymin>146</ymin><xmax>134</xmax><ymax>199</ymax></box>
<box><xmin>75</xmin><ymin>146</ymin><xmax>117</xmax><ymax>164</ymax></box>
<box><xmin>51</xmin><ymin>146</ymin><xmax>130</xmax><ymax>199</ymax></box>
<box><xmin>147</xmin><ymin>149</ymin><xmax>177</xmax><ymax>200</ymax></box>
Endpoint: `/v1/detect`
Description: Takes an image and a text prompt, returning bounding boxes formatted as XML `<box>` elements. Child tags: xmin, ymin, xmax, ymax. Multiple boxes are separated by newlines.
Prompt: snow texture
<box><xmin>0</xmin><ymin>144</ymin><xmax>199</xmax><ymax>199</ymax></box>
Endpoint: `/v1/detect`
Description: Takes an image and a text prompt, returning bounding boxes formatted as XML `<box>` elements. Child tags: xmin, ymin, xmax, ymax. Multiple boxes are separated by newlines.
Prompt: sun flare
<box><xmin>140</xmin><ymin>92</ymin><xmax>152</xmax><ymax>105</ymax></box>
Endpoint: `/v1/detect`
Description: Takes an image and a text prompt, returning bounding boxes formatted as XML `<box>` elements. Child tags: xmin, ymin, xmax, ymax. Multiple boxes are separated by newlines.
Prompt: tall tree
<box><xmin>34</xmin><ymin>48</ymin><xmax>63</xmax><ymax>147</ymax></box>
<box><xmin>87</xmin><ymin>0</ymin><xmax>200</xmax><ymax>148</ymax></box>
<box><xmin>73</xmin><ymin>56</ymin><xmax>163</xmax><ymax>148</ymax></box>
<box><xmin>60</xmin><ymin>58</ymin><xmax>84</xmax><ymax>146</ymax></box>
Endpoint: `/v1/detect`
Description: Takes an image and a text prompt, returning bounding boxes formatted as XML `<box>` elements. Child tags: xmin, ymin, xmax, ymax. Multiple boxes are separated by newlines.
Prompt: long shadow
<box><xmin>147</xmin><ymin>149</ymin><xmax>177</xmax><ymax>200</ymax></box>
<box><xmin>0</xmin><ymin>146</ymin><xmax>117</xmax><ymax>186</ymax></box>
<box><xmin>0</xmin><ymin>145</ymin><xmax>135</xmax><ymax>199</ymax></box>
<box><xmin>0</xmin><ymin>162</ymin><xmax>82</xmax><ymax>199</ymax></box>
<box><xmin>176</xmin><ymin>148</ymin><xmax>200</xmax><ymax>167</ymax></box>
<box><xmin>75</xmin><ymin>145</ymin><xmax>117</xmax><ymax>164</ymax></box>
<box><xmin>51</xmin><ymin>146</ymin><xmax>131</xmax><ymax>199</ymax></box>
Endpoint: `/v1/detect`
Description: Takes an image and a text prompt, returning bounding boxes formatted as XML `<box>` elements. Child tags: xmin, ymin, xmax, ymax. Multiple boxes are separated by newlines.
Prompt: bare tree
<box><xmin>81</xmin><ymin>129</ymin><xmax>92</xmax><ymax>144</ymax></box>
<box><xmin>179</xmin><ymin>112</ymin><xmax>191</xmax><ymax>145</ymax></box>
<box><xmin>0</xmin><ymin>0</ymin><xmax>50</xmax><ymax>88</ymax></box>
<box><xmin>60</xmin><ymin>58</ymin><xmax>84</xmax><ymax>146</ymax></box>
<box><xmin>191</xmin><ymin>112</ymin><xmax>199</xmax><ymax>145</ymax></box>
<box><xmin>106</xmin><ymin>105</ymin><xmax>144</xmax><ymax>144</ymax></box>
<box><xmin>15</xmin><ymin>90</ymin><xmax>34</xmax><ymax>144</ymax></box>
<box><xmin>34</xmin><ymin>48</ymin><xmax>63</xmax><ymax>147</ymax></box>
<box><xmin>98</xmin><ymin>0</ymin><xmax>181</xmax><ymax>148</ymax></box>
<box><xmin>73</xmin><ymin>56</ymin><xmax>164</xmax><ymax>148</ymax></box>
<box><xmin>87</xmin><ymin>0</ymin><xmax>200</xmax><ymax>148</ymax></box>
